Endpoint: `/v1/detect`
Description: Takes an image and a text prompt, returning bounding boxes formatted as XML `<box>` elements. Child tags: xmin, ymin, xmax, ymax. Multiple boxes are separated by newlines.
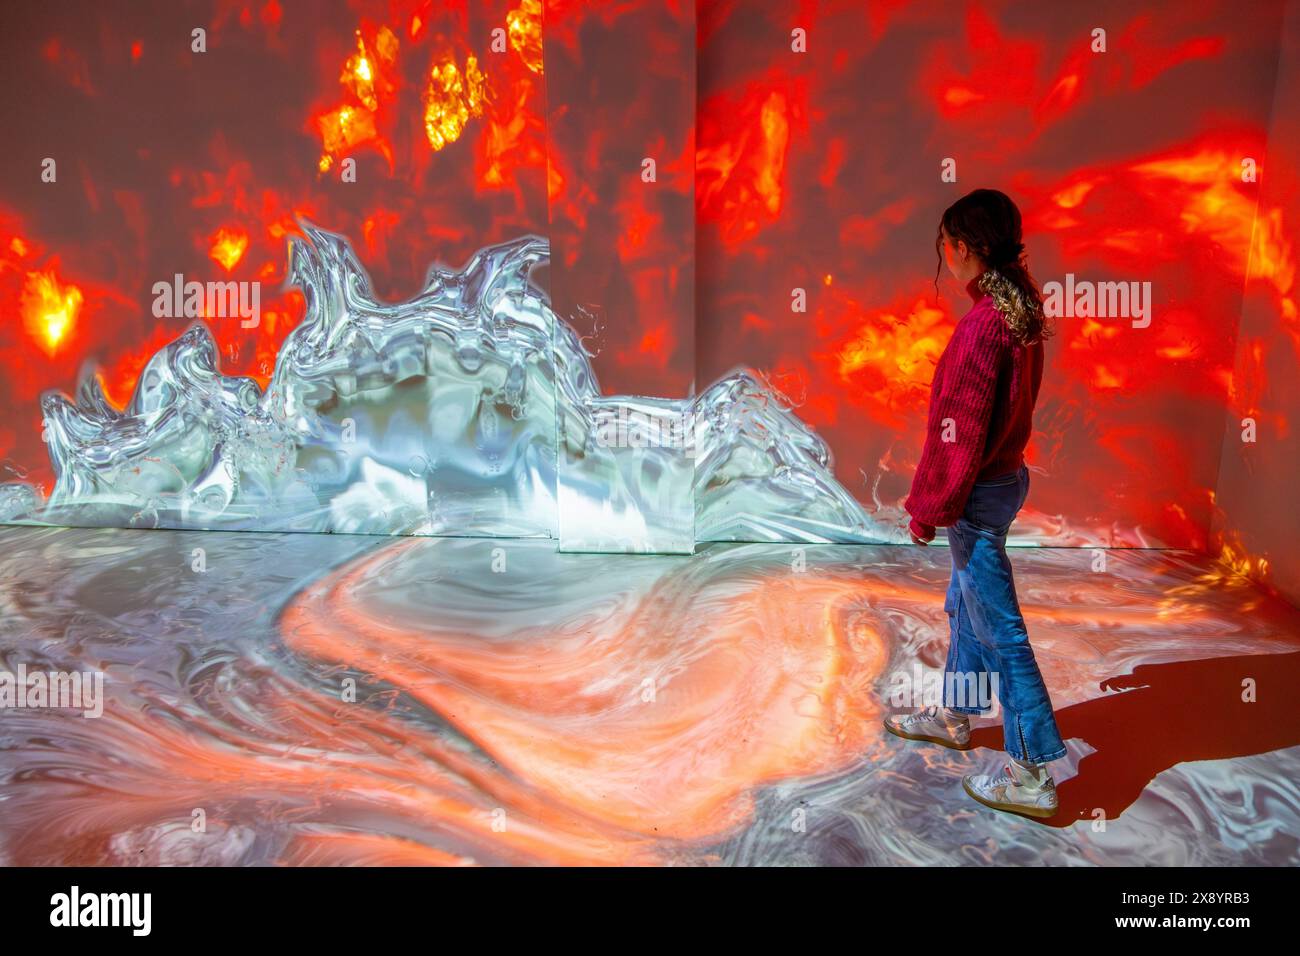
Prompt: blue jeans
<box><xmin>942</xmin><ymin>465</ymin><xmax>1066</xmax><ymax>764</ymax></box>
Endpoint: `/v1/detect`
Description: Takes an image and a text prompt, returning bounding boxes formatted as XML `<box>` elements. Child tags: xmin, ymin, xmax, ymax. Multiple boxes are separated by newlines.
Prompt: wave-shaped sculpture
<box><xmin>0</xmin><ymin>223</ymin><xmax>896</xmax><ymax>550</ymax></box>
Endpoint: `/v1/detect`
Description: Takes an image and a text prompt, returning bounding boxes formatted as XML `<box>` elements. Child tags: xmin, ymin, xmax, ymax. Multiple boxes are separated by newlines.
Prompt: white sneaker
<box><xmin>883</xmin><ymin>706</ymin><xmax>971</xmax><ymax>751</ymax></box>
<box><xmin>962</xmin><ymin>760</ymin><xmax>1059</xmax><ymax>819</ymax></box>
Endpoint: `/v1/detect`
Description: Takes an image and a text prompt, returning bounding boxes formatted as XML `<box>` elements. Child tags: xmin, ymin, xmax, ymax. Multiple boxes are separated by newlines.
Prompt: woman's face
<box><xmin>942</xmin><ymin>229</ymin><xmax>981</xmax><ymax>283</ymax></box>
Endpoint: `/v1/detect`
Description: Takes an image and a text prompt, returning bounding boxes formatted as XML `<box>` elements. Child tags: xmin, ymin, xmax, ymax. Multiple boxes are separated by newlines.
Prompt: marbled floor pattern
<box><xmin>1</xmin><ymin>525</ymin><xmax>1297</xmax><ymax>865</ymax></box>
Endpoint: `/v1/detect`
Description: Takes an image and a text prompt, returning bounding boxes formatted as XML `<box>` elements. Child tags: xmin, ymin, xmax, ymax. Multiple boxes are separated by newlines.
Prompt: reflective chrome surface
<box><xmin>1</xmin><ymin>525</ymin><xmax>1296</xmax><ymax>865</ymax></box>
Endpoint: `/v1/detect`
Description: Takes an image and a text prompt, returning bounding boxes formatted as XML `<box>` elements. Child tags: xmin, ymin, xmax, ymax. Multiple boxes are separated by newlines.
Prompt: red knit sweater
<box><xmin>904</xmin><ymin>274</ymin><xmax>1043</xmax><ymax>528</ymax></box>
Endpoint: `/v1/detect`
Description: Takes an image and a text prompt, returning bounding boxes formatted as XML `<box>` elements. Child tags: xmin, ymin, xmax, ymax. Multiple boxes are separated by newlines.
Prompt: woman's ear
<box><xmin>955</xmin><ymin>239</ymin><xmax>969</xmax><ymax>262</ymax></box>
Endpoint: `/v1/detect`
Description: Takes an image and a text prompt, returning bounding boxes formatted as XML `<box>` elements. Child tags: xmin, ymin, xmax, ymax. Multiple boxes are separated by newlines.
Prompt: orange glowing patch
<box><xmin>943</xmin><ymin>85</ymin><xmax>984</xmax><ymax>108</ymax></box>
<box><xmin>317</xmin><ymin>104</ymin><xmax>381</xmax><ymax>171</ymax></box>
<box><xmin>1092</xmin><ymin>365</ymin><xmax>1124</xmax><ymax>389</ymax></box>
<box><xmin>1053</xmin><ymin>181</ymin><xmax>1094</xmax><ymax>209</ymax></box>
<box><xmin>341</xmin><ymin>26</ymin><xmax>399</xmax><ymax>113</ymax></box>
<box><xmin>423</xmin><ymin>55</ymin><xmax>487</xmax><ymax>152</ymax></box>
<box><xmin>280</xmin><ymin>543</ymin><xmax>890</xmax><ymax>842</ymax></box>
<box><xmin>696</xmin><ymin>85</ymin><xmax>797</xmax><ymax>245</ymax></box>
<box><xmin>1130</xmin><ymin>151</ymin><xmax>1260</xmax><ymax>264</ymax></box>
<box><xmin>1044</xmin><ymin>72</ymin><xmax>1080</xmax><ymax>109</ymax></box>
<box><xmin>506</xmin><ymin>0</ymin><xmax>545</xmax><ymax>75</ymax></box>
<box><xmin>755</xmin><ymin>92</ymin><xmax>788</xmax><ymax>215</ymax></box>
<box><xmin>1246</xmin><ymin>207</ymin><xmax>1296</xmax><ymax>317</ymax></box>
<box><xmin>1074</xmin><ymin>317</ymin><xmax>1120</xmax><ymax>342</ymax></box>
<box><xmin>1217</xmin><ymin>540</ymin><xmax>1270</xmax><ymax>584</ymax></box>
<box><xmin>832</xmin><ymin>298</ymin><xmax>950</xmax><ymax>419</ymax></box>
<box><xmin>21</xmin><ymin>269</ymin><xmax>82</xmax><ymax>355</ymax></box>
<box><xmin>209</xmin><ymin>227</ymin><xmax>249</xmax><ymax>272</ymax></box>
<box><xmin>315</xmin><ymin>25</ymin><xmax>400</xmax><ymax>173</ymax></box>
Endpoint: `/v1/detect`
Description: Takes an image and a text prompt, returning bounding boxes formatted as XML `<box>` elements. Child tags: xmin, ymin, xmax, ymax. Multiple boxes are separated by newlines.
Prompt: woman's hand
<box><xmin>908</xmin><ymin>518</ymin><xmax>936</xmax><ymax>546</ymax></box>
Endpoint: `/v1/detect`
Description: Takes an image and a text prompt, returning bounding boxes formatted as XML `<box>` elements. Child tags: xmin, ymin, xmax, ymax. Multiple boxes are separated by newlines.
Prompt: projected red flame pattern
<box><xmin>1</xmin><ymin>0</ymin><xmax>1297</xmax><ymax>569</ymax></box>
<box><xmin>0</xmin><ymin>0</ymin><xmax>548</xmax><ymax>491</ymax></box>
<box><xmin>694</xmin><ymin>0</ymin><xmax>1292</xmax><ymax>556</ymax></box>
<box><xmin>1213</xmin><ymin>2</ymin><xmax>1300</xmax><ymax>607</ymax></box>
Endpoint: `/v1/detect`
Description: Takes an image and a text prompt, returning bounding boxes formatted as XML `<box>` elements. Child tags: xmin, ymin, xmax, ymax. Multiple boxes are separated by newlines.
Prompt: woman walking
<box><xmin>885</xmin><ymin>188</ymin><xmax>1065</xmax><ymax>819</ymax></box>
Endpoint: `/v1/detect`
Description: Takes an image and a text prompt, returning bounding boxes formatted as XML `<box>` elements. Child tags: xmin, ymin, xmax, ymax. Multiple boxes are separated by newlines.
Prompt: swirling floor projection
<box><xmin>1</xmin><ymin>525</ymin><xmax>1298</xmax><ymax>865</ymax></box>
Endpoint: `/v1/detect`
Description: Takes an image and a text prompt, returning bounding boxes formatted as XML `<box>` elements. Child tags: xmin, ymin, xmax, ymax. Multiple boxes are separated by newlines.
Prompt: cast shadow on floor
<box><xmin>966</xmin><ymin>650</ymin><xmax>1300</xmax><ymax>828</ymax></box>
